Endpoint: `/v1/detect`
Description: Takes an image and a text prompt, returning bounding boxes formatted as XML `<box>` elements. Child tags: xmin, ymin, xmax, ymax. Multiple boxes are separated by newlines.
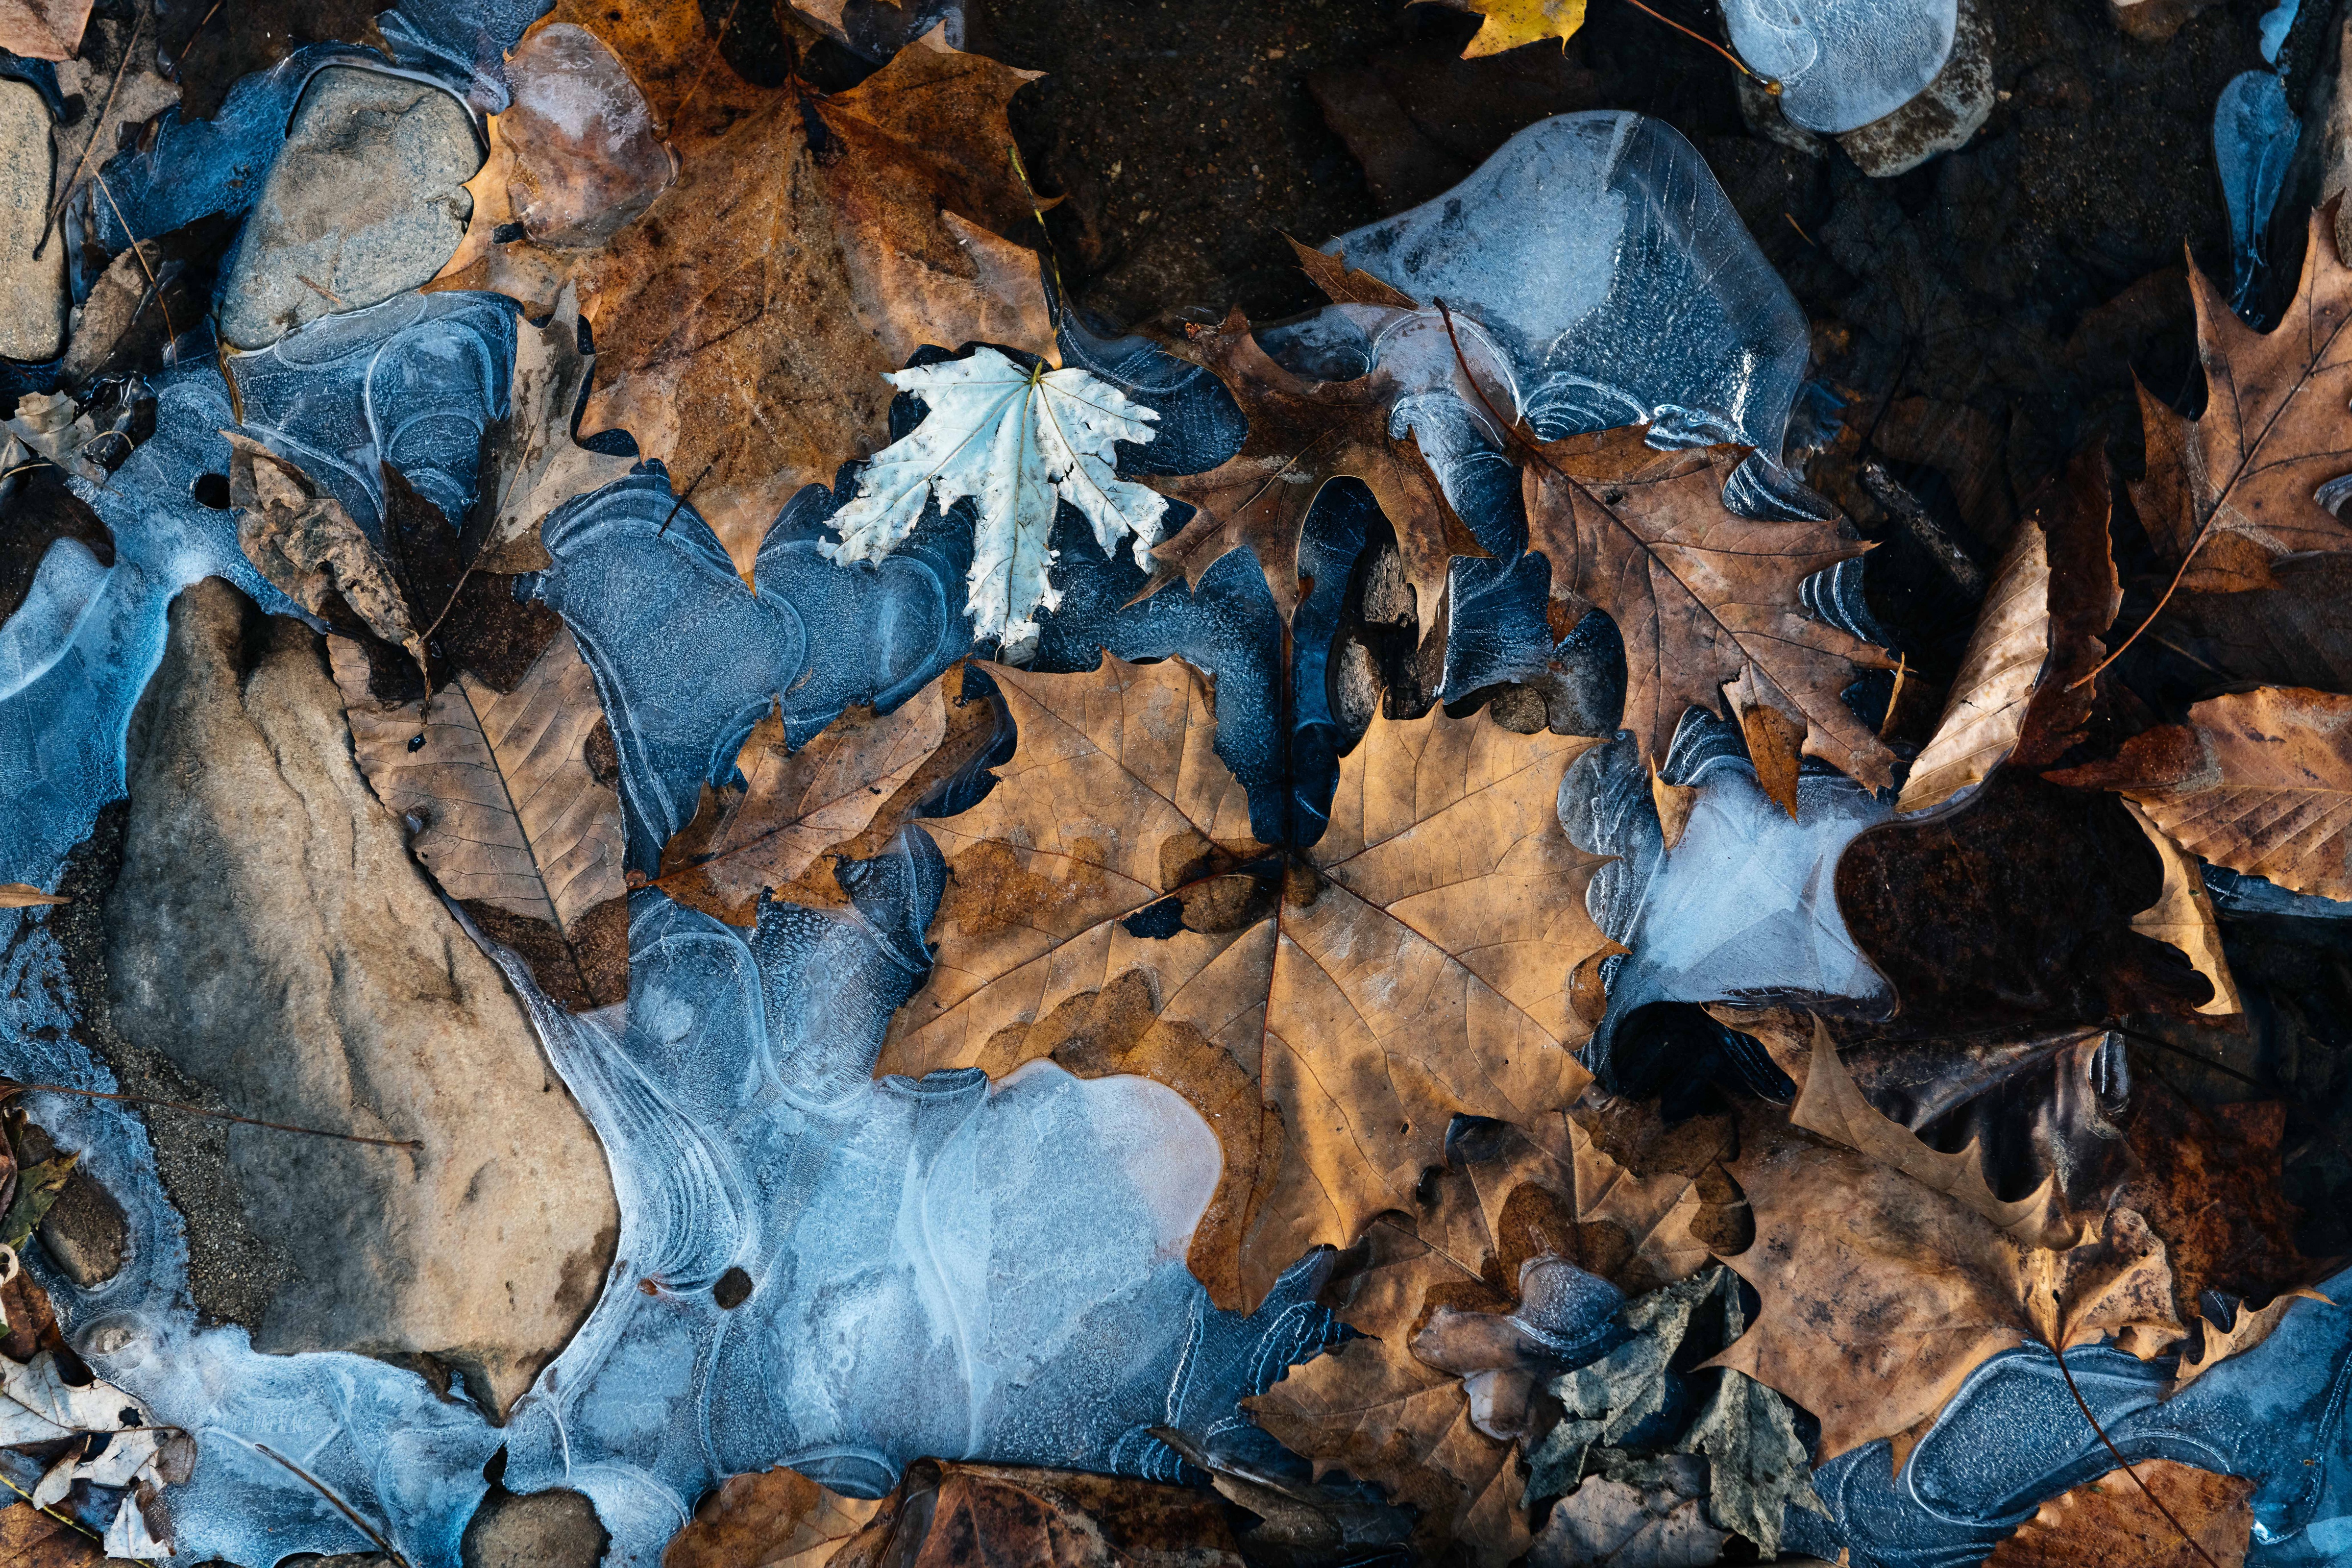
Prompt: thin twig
<box><xmin>37</xmin><ymin>6</ymin><xmax>144</xmax><ymax>259</ymax></box>
<box><xmin>0</xmin><ymin>1082</ymin><xmax>421</xmax><ymax>1151</ymax></box>
<box><xmin>171</xmin><ymin>0</ymin><xmax>224</xmax><ymax>77</ymax></box>
<box><xmin>657</xmin><ymin>460</ymin><xmax>718</xmax><ymax>537</ymax></box>
<box><xmin>89</xmin><ymin>173</ymin><xmax>179</xmax><ymax>351</ymax></box>
<box><xmin>0</xmin><ymin>1464</ymin><xmax>104</xmax><ymax>1541</ymax></box>
<box><xmin>672</xmin><ymin>0</ymin><xmax>747</xmax><ymax>124</ymax></box>
<box><xmin>1618</xmin><ymin>0</ymin><xmax>1778</xmax><ymax>90</ymax></box>
<box><xmin>255</xmin><ymin>1443</ymin><xmax>413</xmax><ymax>1567</ymax></box>
<box><xmin>1007</xmin><ymin>141</ymin><xmax>1068</xmax><ymax>329</ymax></box>
<box><xmin>2048</xmin><ymin>1339</ymin><xmax>2224</xmax><ymax>1568</ymax></box>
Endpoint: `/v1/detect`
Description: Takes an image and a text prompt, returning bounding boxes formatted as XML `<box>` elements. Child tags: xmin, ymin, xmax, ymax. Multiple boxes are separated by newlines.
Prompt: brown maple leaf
<box><xmin>1712</xmin><ymin>1113</ymin><xmax>2183</xmax><ymax>1466</ymax></box>
<box><xmin>1985</xmin><ymin>1461</ymin><xmax>2254</xmax><ymax>1568</ymax></box>
<box><xmin>1144</xmin><ymin>309</ymin><xmax>1488</xmax><ymax>628</ymax></box>
<box><xmin>1244</xmin><ymin>1112</ymin><xmax>1730</xmax><ymax>1567</ymax></box>
<box><xmin>873</xmin><ymin>653</ymin><xmax>1604</xmax><ymax>1310</ymax></box>
<box><xmin>434</xmin><ymin>5</ymin><xmax>1056</xmax><ymax>570</ymax></box>
<box><xmin>1522</xmin><ymin>425</ymin><xmax>1898</xmax><ymax>789</ymax></box>
<box><xmin>664</xmin><ymin>1466</ymin><xmax>882</xmax><ymax>1568</ymax></box>
<box><xmin>1899</xmin><ymin>448</ymin><xmax>2120</xmax><ymax>815</ymax></box>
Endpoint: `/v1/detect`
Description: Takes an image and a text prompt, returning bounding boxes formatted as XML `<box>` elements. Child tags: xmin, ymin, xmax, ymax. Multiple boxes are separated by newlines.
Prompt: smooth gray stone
<box><xmin>217</xmin><ymin>68</ymin><xmax>479</xmax><ymax>350</ymax></box>
<box><xmin>0</xmin><ymin>79</ymin><xmax>66</xmax><ymax>361</ymax></box>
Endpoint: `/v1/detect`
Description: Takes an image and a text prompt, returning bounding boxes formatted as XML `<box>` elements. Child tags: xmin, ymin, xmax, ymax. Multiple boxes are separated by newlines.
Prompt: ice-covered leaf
<box><xmin>3</xmin><ymin>393</ymin><xmax>106</xmax><ymax>487</ymax></box>
<box><xmin>1144</xmin><ymin>308</ymin><xmax>1487</xmax><ymax>628</ymax></box>
<box><xmin>332</xmin><ymin>628</ymin><xmax>628</xmax><ymax>1009</ymax></box>
<box><xmin>1524</xmin><ymin>425</ymin><xmax>1897</xmax><ymax>788</ymax></box>
<box><xmin>878</xmin><ymin>653</ymin><xmax>1604</xmax><ymax>1310</ymax></box>
<box><xmin>824</xmin><ymin>1460</ymin><xmax>1248</xmax><ymax>1568</ymax></box>
<box><xmin>225</xmin><ymin>436</ymin><xmax>423</xmax><ymax>674</ymax></box>
<box><xmin>822</xmin><ymin>348</ymin><xmax>1168</xmax><ymax>647</ymax></box>
<box><xmin>1711</xmin><ymin>1117</ymin><xmax>2183</xmax><ymax>1466</ymax></box>
<box><xmin>1526</xmin><ymin>1457</ymin><xmax>1725</xmax><ymax>1568</ymax></box>
<box><xmin>437</xmin><ymin>3</ymin><xmax>1056</xmax><ymax>568</ymax></box>
<box><xmin>1523</xmin><ymin>1268</ymin><xmax>1720</xmax><ymax>1504</ymax></box>
<box><xmin>467</xmin><ymin>283</ymin><xmax>637</xmax><ymax>575</ymax></box>
<box><xmin>1899</xmin><ymin>449</ymin><xmax>2119</xmax><ymax>816</ymax></box>
<box><xmin>1984</xmin><ymin>1460</ymin><xmax>2254</xmax><ymax>1568</ymax></box>
<box><xmin>0</xmin><ymin>1349</ymin><xmax>156</xmax><ymax>1448</ymax></box>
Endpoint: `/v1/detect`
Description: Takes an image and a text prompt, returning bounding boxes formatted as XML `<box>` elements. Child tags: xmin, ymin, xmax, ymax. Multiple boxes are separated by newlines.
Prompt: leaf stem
<box><xmin>1617</xmin><ymin>0</ymin><xmax>1779</xmax><ymax>92</ymax></box>
<box><xmin>0</xmin><ymin>1464</ymin><xmax>103</xmax><ymax>1541</ymax></box>
<box><xmin>2047</xmin><ymin>1336</ymin><xmax>2223</xmax><ymax>1568</ymax></box>
<box><xmin>255</xmin><ymin>1443</ymin><xmax>413</xmax><ymax>1567</ymax></box>
<box><xmin>2067</xmin><ymin>521</ymin><xmax>2206</xmax><ymax>690</ymax></box>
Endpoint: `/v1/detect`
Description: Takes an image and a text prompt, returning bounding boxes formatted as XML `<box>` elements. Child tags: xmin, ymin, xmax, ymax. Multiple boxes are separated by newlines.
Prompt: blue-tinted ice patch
<box><xmin>2216</xmin><ymin>69</ymin><xmax>2302</xmax><ymax>317</ymax></box>
<box><xmin>1723</xmin><ymin>0</ymin><xmax>1958</xmax><ymax>134</ymax></box>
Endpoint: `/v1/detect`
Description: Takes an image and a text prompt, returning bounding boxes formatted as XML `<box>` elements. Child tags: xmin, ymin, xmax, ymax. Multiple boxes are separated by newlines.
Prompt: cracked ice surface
<box><xmin>488</xmin><ymin>850</ymin><xmax>1340</xmax><ymax>1560</ymax></box>
<box><xmin>1723</xmin><ymin>0</ymin><xmax>1959</xmax><ymax>134</ymax></box>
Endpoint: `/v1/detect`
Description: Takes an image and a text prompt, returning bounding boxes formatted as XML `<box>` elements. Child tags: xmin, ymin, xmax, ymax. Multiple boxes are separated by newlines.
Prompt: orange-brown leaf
<box><xmin>1984</xmin><ymin>1461</ymin><xmax>2254</xmax><ymax>1568</ymax></box>
<box><xmin>1523</xmin><ymin>425</ymin><xmax>1897</xmax><ymax>789</ymax></box>
<box><xmin>664</xmin><ymin>1467</ymin><xmax>882</xmax><ymax>1568</ymax></box>
<box><xmin>2132</xmin><ymin>208</ymin><xmax>2352</xmax><ymax>594</ymax></box>
<box><xmin>1285</xmin><ymin>235</ymin><xmax>1418</xmax><ymax>308</ymax></box>
<box><xmin>1145</xmin><ymin>310</ymin><xmax>1487</xmax><ymax>626</ymax></box>
<box><xmin>831</xmin><ymin>1461</ymin><xmax>1243</xmax><ymax>1568</ymax></box>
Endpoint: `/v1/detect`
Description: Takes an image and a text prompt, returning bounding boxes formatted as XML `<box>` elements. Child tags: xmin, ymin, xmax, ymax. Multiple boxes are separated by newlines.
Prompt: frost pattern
<box><xmin>1722</xmin><ymin>0</ymin><xmax>1958</xmax><ymax>134</ymax></box>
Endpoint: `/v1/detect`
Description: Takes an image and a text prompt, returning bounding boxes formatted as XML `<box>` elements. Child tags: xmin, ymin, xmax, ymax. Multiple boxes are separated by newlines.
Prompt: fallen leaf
<box><xmin>1523</xmin><ymin>425</ymin><xmax>1897</xmax><ymax>789</ymax></box>
<box><xmin>1524</xmin><ymin>1457</ymin><xmax>1731</xmax><ymax>1568</ymax></box>
<box><xmin>500</xmin><ymin>23</ymin><xmax>677</xmax><ymax>248</ymax></box>
<box><xmin>1145</xmin><ymin>308</ymin><xmax>1487</xmax><ymax>628</ymax></box>
<box><xmin>1147</xmin><ymin>1425</ymin><xmax>1416</xmax><ymax>1566</ymax></box>
<box><xmin>0</xmin><ymin>886</ymin><xmax>69</xmax><ymax>908</ymax></box>
<box><xmin>1712</xmin><ymin>1117</ymin><xmax>2183</xmax><ymax>1465</ymax></box>
<box><xmin>2048</xmin><ymin>687</ymin><xmax>2352</xmax><ymax>902</ymax></box>
<box><xmin>0</xmin><ymin>1152</ymin><xmax>74</xmax><ymax>1253</ymax></box>
<box><xmin>1725</xmin><ymin>664</ymin><xmax>1804</xmax><ymax>819</ymax></box>
<box><xmin>225</xmin><ymin>436</ymin><xmax>425</xmax><ymax>677</ymax></box>
<box><xmin>332</xmin><ymin>628</ymin><xmax>629</xmax><ymax>1009</ymax></box>
<box><xmin>440</xmin><ymin>4</ymin><xmax>1057</xmax><ymax>570</ymax></box>
<box><xmin>879</xmin><ymin>653</ymin><xmax>1605</xmax><ymax>1310</ymax></box>
<box><xmin>2130</xmin><ymin>206</ymin><xmax>2352</xmax><ymax>596</ymax></box>
<box><xmin>1425</xmin><ymin>0</ymin><xmax>1589</xmax><ymax>60</ymax></box>
<box><xmin>0</xmin><ymin>0</ymin><xmax>91</xmax><ymax>60</ymax></box>
<box><xmin>822</xmin><ymin>347</ymin><xmax>1167</xmax><ymax>645</ymax></box>
<box><xmin>0</xmin><ymin>1502</ymin><xmax>104</xmax><ymax>1568</ymax></box>
<box><xmin>827</xmin><ymin>1460</ymin><xmax>1244</xmax><ymax>1568</ymax></box>
<box><xmin>1285</xmin><ymin>234</ymin><xmax>1418</xmax><ymax>308</ymax></box>
<box><xmin>158</xmin><ymin>0</ymin><xmax>388</xmax><ymax>121</ymax></box>
<box><xmin>5</xmin><ymin>392</ymin><xmax>107</xmax><ymax>486</ymax></box>
<box><xmin>2119</xmin><ymin>802</ymin><xmax>2242</xmax><ymax>1017</ymax></box>
<box><xmin>1984</xmin><ymin>1460</ymin><xmax>2254</xmax><ymax>1568</ymax></box>
<box><xmin>468</xmin><ymin>284</ymin><xmax>639</xmax><ymax>575</ymax></box>
<box><xmin>1899</xmin><ymin>449</ymin><xmax>2119</xmax><ymax>815</ymax></box>
<box><xmin>663</xmin><ymin>1465</ymin><xmax>882</xmax><ymax>1568</ymax></box>
<box><xmin>1523</xmin><ymin>1268</ymin><xmax>1722</xmax><ymax>1503</ymax></box>
<box><xmin>2174</xmin><ymin>1291</ymin><xmax>2328</xmax><ymax>1388</ymax></box>
<box><xmin>1675</xmin><ymin>1271</ymin><xmax>1828</xmax><ymax>1558</ymax></box>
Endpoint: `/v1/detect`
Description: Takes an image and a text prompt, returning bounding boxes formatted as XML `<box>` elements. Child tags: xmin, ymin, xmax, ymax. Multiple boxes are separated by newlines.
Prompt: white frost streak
<box><xmin>820</xmin><ymin>348</ymin><xmax>1167</xmax><ymax>647</ymax></box>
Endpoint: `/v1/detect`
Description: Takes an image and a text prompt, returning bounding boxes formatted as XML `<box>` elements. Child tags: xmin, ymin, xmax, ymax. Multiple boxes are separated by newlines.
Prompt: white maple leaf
<box><xmin>819</xmin><ymin>346</ymin><xmax>1167</xmax><ymax>647</ymax></box>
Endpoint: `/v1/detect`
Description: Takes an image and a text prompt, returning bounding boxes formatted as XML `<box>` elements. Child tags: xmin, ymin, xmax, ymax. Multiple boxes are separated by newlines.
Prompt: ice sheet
<box><xmin>1723</xmin><ymin>0</ymin><xmax>1959</xmax><ymax>134</ymax></box>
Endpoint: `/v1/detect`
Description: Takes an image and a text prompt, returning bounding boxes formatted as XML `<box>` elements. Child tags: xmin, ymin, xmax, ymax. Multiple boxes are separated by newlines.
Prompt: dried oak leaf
<box><xmin>1144</xmin><ymin>309</ymin><xmax>1487</xmax><ymax>628</ymax></box>
<box><xmin>1422</xmin><ymin>0</ymin><xmax>1589</xmax><ymax>59</ymax></box>
<box><xmin>828</xmin><ymin>1460</ymin><xmax>1244</xmax><ymax>1568</ymax></box>
<box><xmin>331</xmin><ymin>629</ymin><xmax>629</xmax><ymax>1010</ymax></box>
<box><xmin>878</xmin><ymin>652</ymin><xmax>1604</xmax><ymax>1310</ymax></box>
<box><xmin>1245</xmin><ymin>1112</ymin><xmax>1732</xmax><ymax>1567</ymax></box>
<box><xmin>1523</xmin><ymin>425</ymin><xmax>1898</xmax><ymax>789</ymax></box>
<box><xmin>438</xmin><ymin>3</ymin><xmax>1055</xmax><ymax>570</ymax></box>
<box><xmin>1899</xmin><ymin>448</ymin><xmax>2120</xmax><ymax>815</ymax></box>
<box><xmin>2048</xmin><ymin>686</ymin><xmax>2352</xmax><ymax>902</ymax></box>
<box><xmin>1984</xmin><ymin>1461</ymin><xmax>2254</xmax><ymax>1568</ymax></box>
<box><xmin>468</xmin><ymin>283</ymin><xmax>638</xmax><ymax>575</ymax></box>
<box><xmin>224</xmin><ymin>435</ymin><xmax>426</xmax><ymax>679</ymax></box>
<box><xmin>1713</xmin><ymin>1116</ymin><xmax>2183</xmax><ymax>1466</ymax></box>
<box><xmin>1284</xmin><ymin>235</ymin><xmax>1417</xmax><ymax>309</ymax></box>
<box><xmin>663</xmin><ymin>1465</ymin><xmax>882</xmax><ymax>1568</ymax></box>
<box><xmin>658</xmin><ymin>677</ymin><xmax>953</xmax><ymax>925</ymax></box>
<box><xmin>2132</xmin><ymin>207</ymin><xmax>2352</xmax><ymax>596</ymax></box>
<box><xmin>2119</xmin><ymin>801</ymin><xmax>2242</xmax><ymax>1017</ymax></box>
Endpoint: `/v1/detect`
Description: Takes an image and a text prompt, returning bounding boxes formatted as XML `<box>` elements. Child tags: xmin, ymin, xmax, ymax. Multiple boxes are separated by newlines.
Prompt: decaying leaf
<box><xmin>1526</xmin><ymin>1457</ymin><xmax>1723</xmax><ymax>1568</ymax></box>
<box><xmin>656</xmin><ymin>684</ymin><xmax>950</xmax><ymax>925</ymax></box>
<box><xmin>225</xmin><ymin>435</ymin><xmax>425</xmax><ymax>678</ymax></box>
<box><xmin>2132</xmin><ymin>208</ymin><xmax>2352</xmax><ymax>596</ymax></box>
<box><xmin>1984</xmin><ymin>1460</ymin><xmax>2254</xmax><ymax>1568</ymax></box>
<box><xmin>1712</xmin><ymin>1116</ymin><xmax>2183</xmax><ymax>1465</ymax></box>
<box><xmin>822</xmin><ymin>348</ymin><xmax>1167</xmax><ymax>645</ymax></box>
<box><xmin>0</xmin><ymin>1349</ymin><xmax>181</xmax><ymax>1558</ymax></box>
<box><xmin>468</xmin><ymin>284</ymin><xmax>638</xmax><ymax>575</ymax></box>
<box><xmin>1285</xmin><ymin>235</ymin><xmax>1418</xmax><ymax>309</ymax></box>
<box><xmin>438</xmin><ymin>2</ymin><xmax>1057</xmax><ymax>569</ymax></box>
<box><xmin>333</xmin><ymin>629</ymin><xmax>629</xmax><ymax>1009</ymax></box>
<box><xmin>0</xmin><ymin>1500</ymin><xmax>105</xmax><ymax>1568</ymax></box>
<box><xmin>2049</xmin><ymin>686</ymin><xmax>2352</xmax><ymax>903</ymax></box>
<box><xmin>878</xmin><ymin>653</ymin><xmax>1605</xmax><ymax>1310</ymax></box>
<box><xmin>2119</xmin><ymin>802</ymin><xmax>2242</xmax><ymax>1017</ymax></box>
<box><xmin>1522</xmin><ymin>1268</ymin><xmax>1720</xmax><ymax>1503</ymax></box>
<box><xmin>1422</xmin><ymin>0</ymin><xmax>1589</xmax><ymax>60</ymax></box>
<box><xmin>0</xmin><ymin>1149</ymin><xmax>74</xmax><ymax>1254</ymax></box>
<box><xmin>825</xmin><ymin>1459</ymin><xmax>1246</xmax><ymax>1568</ymax></box>
<box><xmin>1145</xmin><ymin>309</ymin><xmax>1487</xmax><ymax>628</ymax></box>
<box><xmin>4</xmin><ymin>392</ymin><xmax>107</xmax><ymax>486</ymax></box>
<box><xmin>0</xmin><ymin>885</ymin><xmax>68</xmax><ymax>908</ymax></box>
<box><xmin>0</xmin><ymin>0</ymin><xmax>91</xmax><ymax>59</ymax></box>
<box><xmin>663</xmin><ymin>1465</ymin><xmax>882</xmax><ymax>1568</ymax></box>
<box><xmin>1673</xmin><ymin>1272</ymin><xmax>1828</xmax><ymax>1558</ymax></box>
<box><xmin>1523</xmin><ymin>425</ymin><xmax>1897</xmax><ymax>789</ymax></box>
<box><xmin>1899</xmin><ymin>449</ymin><xmax>2119</xmax><ymax>815</ymax></box>
<box><xmin>1149</xmin><ymin>1425</ymin><xmax>1416</xmax><ymax>1567</ymax></box>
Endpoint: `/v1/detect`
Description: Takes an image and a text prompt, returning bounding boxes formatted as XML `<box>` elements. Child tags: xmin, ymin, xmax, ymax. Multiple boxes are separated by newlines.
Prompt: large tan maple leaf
<box><xmin>1522</xmin><ymin>425</ymin><xmax>1899</xmax><ymax>789</ymax></box>
<box><xmin>875</xmin><ymin>653</ymin><xmax>1605</xmax><ymax>1311</ymax></box>
<box><xmin>435</xmin><ymin>3</ymin><xmax>1056</xmax><ymax>570</ymax></box>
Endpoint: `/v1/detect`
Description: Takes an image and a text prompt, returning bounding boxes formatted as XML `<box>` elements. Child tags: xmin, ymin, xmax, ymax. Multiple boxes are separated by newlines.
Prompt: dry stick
<box><xmin>0</xmin><ymin>1082</ymin><xmax>422</xmax><ymax>1151</ymax></box>
<box><xmin>656</xmin><ymin>459</ymin><xmax>719</xmax><ymax>538</ymax></box>
<box><xmin>1617</xmin><ymin>0</ymin><xmax>1780</xmax><ymax>93</ymax></box>
<box><xmin>35</xmin><ymin>6</ymin><xmax>145</xmax><ymax>260</ymax></box>
<box><xmin>2047</xmin><ymin>1335</ymin><xmax>2225</xmax><ymax>1568</ymax></box>
<box><xmin>171</xmin><ymin>0</ymin><xmax>225</xmax><ymax>77</ymax></box>
<box><xmin>255</xmin><ymin>1443</ymin><xmax>413</xmax><ymax>1568</ymax></box>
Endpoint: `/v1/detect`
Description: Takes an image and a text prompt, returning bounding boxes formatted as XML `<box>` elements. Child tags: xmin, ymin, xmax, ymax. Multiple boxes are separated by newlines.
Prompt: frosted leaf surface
<box><xmin>489</xmin><ymin>839</ymin><xmax>1344</xmax><ymax>1561</ymax></box>
<box><xmin>1566</xmin><ymin>715</ymin><xmax>1891</xmax><ymax>1092</ymax></box>
<box><xmin>1723</xmin><ymin>0</ymin><xmax>1958</xmax><ymax>134</ymax></box>
<box><xmin>1786</xmin><ymin>1273</ymin><xmax>2352</xmax><ymax>1567</ymax></box>
<box><xmin>1322</xmin><ymin>113</ymin><xmax>1809</xmax><ymax>460</ymax></box>
<box><xmin>821</xmin><ymin>347</ymin><xmax>1168</xmax><ymax>648</ymax></box>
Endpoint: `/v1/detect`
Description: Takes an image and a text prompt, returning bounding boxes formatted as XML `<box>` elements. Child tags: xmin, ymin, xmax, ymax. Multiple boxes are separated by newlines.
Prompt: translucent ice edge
<box><xmin>1723</xmin><ymin>0</ymin><xmax>1959</xmax><ymax>134</ymax></box>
